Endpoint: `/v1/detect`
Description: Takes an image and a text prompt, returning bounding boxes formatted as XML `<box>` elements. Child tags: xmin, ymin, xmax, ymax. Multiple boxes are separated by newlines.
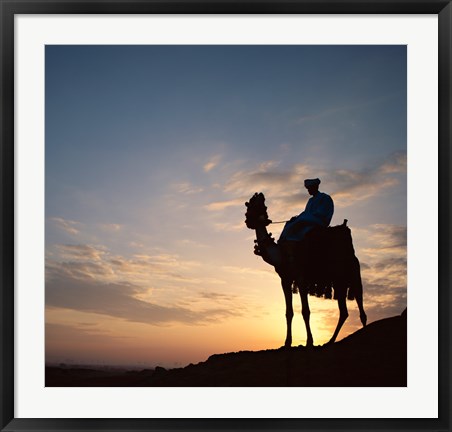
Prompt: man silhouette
<box><xmin>278</xmin><ymin>178</ymin><xmax>334</xmax><ymax>269</ymax></box>
<box><xmin>279</xmin><ymin>178</ymin><xmax>334</xmax><ymax>242</ymax></box>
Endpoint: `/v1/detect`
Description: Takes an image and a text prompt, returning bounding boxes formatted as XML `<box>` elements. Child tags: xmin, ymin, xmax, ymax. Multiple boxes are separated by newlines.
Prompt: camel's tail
<box><xmin>347</xmin><ymin>256</ymin><xmax>363</xmax><ymax>301</ymax></box>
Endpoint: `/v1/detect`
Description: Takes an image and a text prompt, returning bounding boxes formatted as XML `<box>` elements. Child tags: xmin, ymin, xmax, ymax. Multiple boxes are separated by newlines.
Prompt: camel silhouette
<box><xmin>245</xmin><ymin>192</ymin><xmax>367</xmax><ymax>347</ymax></box>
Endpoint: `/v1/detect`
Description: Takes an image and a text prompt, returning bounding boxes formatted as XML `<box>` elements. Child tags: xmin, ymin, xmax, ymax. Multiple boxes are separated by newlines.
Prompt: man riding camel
<box><xmin>278</xmin><ymin>178</ymin><xmax>334</xmax><ymax>269</ymax></box>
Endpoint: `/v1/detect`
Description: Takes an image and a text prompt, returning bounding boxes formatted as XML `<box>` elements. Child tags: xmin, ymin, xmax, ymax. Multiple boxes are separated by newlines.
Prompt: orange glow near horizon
<box><xmin>45</xmin><ymin>273</ymin><xmax>400</xmax><ymax>369</ymax></box>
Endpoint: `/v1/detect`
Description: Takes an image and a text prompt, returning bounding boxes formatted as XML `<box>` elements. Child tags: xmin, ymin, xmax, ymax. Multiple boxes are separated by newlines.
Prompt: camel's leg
<box><xmin>327</xmin><ymin>295</ymin><xmax>348</xmax><ymax>345</ymax></box>
<box><xmin>281</xmin><ymin>279</ymin><xmax>294</xmax><ymax>348</ymax></box>
<box><xmin>352</xmin><ymin>257</ymin><xmax>367</xmax><ymax>327</ymax></box>
<box><xmin>355</xmin><ymin>292</ymin><xmax>367</xmax><ymax>327</ymax></box>
<box><xmin>299</xmin><ymin>289</ymin><xmax>314</xmax><ymax>347</ymax></box>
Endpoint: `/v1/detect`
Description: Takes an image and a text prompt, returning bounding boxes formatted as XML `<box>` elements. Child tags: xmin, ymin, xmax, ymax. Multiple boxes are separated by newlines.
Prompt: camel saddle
<box><xmin>285</xmin><ymin>220</ymin><xmax>359</xmax><ymax>299</ymax></box>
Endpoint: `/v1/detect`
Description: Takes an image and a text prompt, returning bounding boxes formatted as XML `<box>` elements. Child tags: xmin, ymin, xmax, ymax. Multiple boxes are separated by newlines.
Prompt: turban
<box><xmin>304</xmin><ymin>178</ymin><xmax>321</xmax><ymax>187</ymax></box>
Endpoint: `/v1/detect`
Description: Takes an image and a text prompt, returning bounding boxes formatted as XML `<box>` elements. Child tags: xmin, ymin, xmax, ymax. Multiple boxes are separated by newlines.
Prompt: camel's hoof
<box><xmin>361</xmin><ymin>313</ymin><xmax>367</xmax><ymax>327</ymax></box>
<box><xmin>323</xmin><ymin>339</ymin><xmax>335</xmax><ymax>347</ymax></box>
<box><xmin>278</xmin><ymin>344</ymin><xmax>291</xmax><ymax>351</ymax></box>
<box><xmin>305</xmin><ymin>339</ymin><xmax>314</xmax><ymax>349</ymax></box>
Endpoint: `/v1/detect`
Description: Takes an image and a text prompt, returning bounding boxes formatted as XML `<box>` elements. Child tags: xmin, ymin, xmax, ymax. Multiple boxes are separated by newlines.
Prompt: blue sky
<box><xmin>45</xmin><ymin>45</ymin><xmax>406</xmax><ymax>367</ymax></box>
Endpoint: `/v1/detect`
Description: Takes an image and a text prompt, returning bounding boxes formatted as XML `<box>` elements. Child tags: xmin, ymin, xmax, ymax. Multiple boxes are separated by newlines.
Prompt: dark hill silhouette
<box><xmin>46</xmin><ymin>310</ymin><xmax>406</xmax><ymax>387</ymax></box>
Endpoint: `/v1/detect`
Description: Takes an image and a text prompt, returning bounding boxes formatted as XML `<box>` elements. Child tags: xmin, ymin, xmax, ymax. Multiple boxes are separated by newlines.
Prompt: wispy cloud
<box><xmin>177</xmin><ymin>239</ymin><xmax>210</xmax><ymax>248</ymax></box>
<box><xmin>212</xmin><ymin>221</ymin><xmax>246</xmax><ymax>232</ymax></box>
<box><xmin>223</xmin><ymin>160</ymin><xmax>306</xmax><ymax>198</ymax></box>
<box><xmin>99</xmin><ymin>223</ymin><xmax>122</xmax><ymax>232</ymax></box>
<box><xmin>55</xmin><ymin>244</ymin><xmax>108</xmax><ymax>261</ymax></box>
<box><xmin>47</xmin><ymin>244</ymin><xmax>207</xmax><ymax>288</ymax></box>
<box><xmin>356</xmin><ymin>224</ymin><xmax>407</xmax><ymax>260</ymax></box>
<box><xmin>51</xmin><ymin>217</ymin><xmax>82</xmax><ymax>236</ymax></box>
<box><xmin>46</xmin><ymin>242</ymin><xmax>246</xmax><ymax>326</ymax></box>
<box><xmin>203</xmin><ymin>154</ymin><xmax>222</xmax><ymax>172</ymax></box>
<box><xmin>205</xmin><ymin>198</ymin><xmax>245</xmax><ymax>212</ymax></box>
<box><xmin>46</xmin><ymin>272</ymin><xmax>233</xmax><ymax>326</ymax></box>
<box><xmin>327</xmin><ymin>152</ymin><xmax>406</xmax><ymax>206</ymax></box>
<box><xmin>204</xmin><ymin>151</ymin><xmax>406</xmax><ymax>214</ymax></box>
<box><xmin>379</xmin><ymin>152</ymin><xmax>407</xmax><ymax>174</ymax></box>
<box><xmin>171</xmin><ymin>182</ymin><xmax>204</xmax><ymax>195</ymax></box>
<box><xmin>354</xmin><ymin>223</ymin><xmax>407</xmax><ymax>318</ymax></box>
<box><xmin>221</xmin><ymin>265</ymin><xmax>275</xmax><ymax>278</ymax></box>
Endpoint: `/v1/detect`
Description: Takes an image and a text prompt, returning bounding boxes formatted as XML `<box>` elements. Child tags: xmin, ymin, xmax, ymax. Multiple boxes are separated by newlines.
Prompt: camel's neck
<box><xmin>254</xmin><ymin>224</ymin><xmax>283</xmax><ymax>268</ymax></box>
<box><xmin>255</xmin><ymin>224</ymin><xmax>270</xmax><ymax>243</ymax></box>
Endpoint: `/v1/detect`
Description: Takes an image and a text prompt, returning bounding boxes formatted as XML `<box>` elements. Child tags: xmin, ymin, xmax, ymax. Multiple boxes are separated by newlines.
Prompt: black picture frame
<box><xmin>1</xmin><ymin>1</ymin><xmax>450</xmax><ymax>431</ymax></box>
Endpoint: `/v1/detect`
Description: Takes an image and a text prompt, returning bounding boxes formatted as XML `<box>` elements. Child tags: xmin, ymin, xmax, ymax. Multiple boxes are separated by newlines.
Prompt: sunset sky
<box><xmin>45</xmin><ymin>45</ymin><xmax>407</xmax><ymax>368</ymax></box>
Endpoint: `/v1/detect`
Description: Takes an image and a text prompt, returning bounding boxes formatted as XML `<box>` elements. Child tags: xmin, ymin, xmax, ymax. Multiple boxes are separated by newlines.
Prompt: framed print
<box><xmin>1</xmin><ymin>1</ymin><xmax>451</xmax><ymax>431</ymax></box>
